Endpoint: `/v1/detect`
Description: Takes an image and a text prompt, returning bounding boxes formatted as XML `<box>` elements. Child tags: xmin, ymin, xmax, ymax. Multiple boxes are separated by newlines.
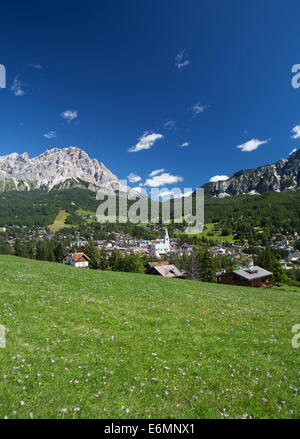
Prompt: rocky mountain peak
<box><xmin>0</xmin><ymin>146</ymin><xmax>124</xmax><ymax>192</ymax></box>
<box><xmin>203</xmin><ymin>149</ymin><xmax>300</xmax><ymax>197</ymax></box>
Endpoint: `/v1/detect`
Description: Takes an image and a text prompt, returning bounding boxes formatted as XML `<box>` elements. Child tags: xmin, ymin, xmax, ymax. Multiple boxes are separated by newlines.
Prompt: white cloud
<box><xmin>175</xmin><ymin>50</ymin><xmax>190</xmax><ymax>69</ymax></box>
<box><xmin>180</xmin><ymin>190</ymin><xmax>193</xmax><ymax>198</ymax></box>
<box><xmin>291</xmin><ymin>125</ymin><xmax>300</xmax><ymax>139</ymax></box>
<box><xmin>127</xmin><ymin>172</ymin><xmax>141</xmax><ymax>183</ymax></box>
<box><xmin>236</xmin><ymin>138</ymin><xmax>270</xmax><ymax>152</ymax></box>
<box><xmin>155</xmin><ymin>189</ymin><xmax>177</xmax><ymax>200</ymax></box>
<box><xmin>43</xmin><ymin>131</ymin><xmax>56</xmax><ymax>139</ymax></box>
<box><xmin>289</xmin><ymin>148</ymin><xmax>297</xmax><ymax>155</ymax></box>
<box><xmin>191</xmin><ymin>102</ymin><xmax>205</xmax><ymax>115</ymax></box>
<box><xmin>132</xmin><ymin>186</ymin><xmax>142</xmax><ymax>193</ymax></box>
<box><xmin>149</xmin><ymin>169</ymin><xmax>165</xmax><ymax>177</ymax></box>
<box><xmin>151</xmin><ymin>188</ymin><xmax>192</xmax><ymax>201</ymax></box>
<box><xmin>143</xmin><ymin>172</ymin><xmax>183</xmax><ymax>187</ymax></box>
<box><xmin>178</xmin><ymin>142</ymin><xmax>190</xmax><ymax>147</ymax></box>
<box><xmin>170</xmin><ymin>190</ymin><xmax>193</xmax><ymax>199</ymax></box>
<box><xmin>61</xmin><ymin>110</ymin><xmax>78</xmax><ymax>122</ymax></box>
<box><xmin>164</xmin><ymin>120</ymin><xmax>176</xmax><ymax>130</ymax></box>
<box><xmin>129</xmin><ymin>132</ymin><xmax>164</xmax><ymax>153</ymax></box>
<box><xmin>129</xmin><ymin>186</ymin><xmax>149</xmax><ymax>198</ymax></box>
<box><xmin>29</xmin><ymin>64</ymin><xmax>42</xmax><ymax>69</ymax></box>
<box><xmin>209</xmin><ymin>175</ymin><xmax>230</xmax><ymax>183</ymax></box>
<box><xmin>10</xmin><ymin>77</ymin><xmax>25</xmax><ymax>96</ymax></box>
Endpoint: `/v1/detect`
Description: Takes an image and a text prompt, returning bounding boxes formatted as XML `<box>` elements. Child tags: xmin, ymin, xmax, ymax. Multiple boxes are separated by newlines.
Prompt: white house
<box><xmin>62</xmin><ymin>252</ymin><xmax>90</xmax><ymax>268</ymax></box>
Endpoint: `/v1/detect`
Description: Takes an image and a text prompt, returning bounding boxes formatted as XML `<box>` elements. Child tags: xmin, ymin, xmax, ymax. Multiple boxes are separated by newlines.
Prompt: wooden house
<box><xmin>148</xmin><ymin>263</ymin><xmax>184</xmax><ymax>279</ymax></box>
<box><xmin>217</xmin><ymin>265</ymin><xmax>273</xmax><ymax>288</ymax></box>
<box><xmin>146</xmin><ymin>261</ymin><xmax>169</xmax><ymax>272</ymax></box>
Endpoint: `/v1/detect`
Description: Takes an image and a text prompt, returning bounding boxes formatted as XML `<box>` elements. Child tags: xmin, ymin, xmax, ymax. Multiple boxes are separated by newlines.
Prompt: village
<box><xmin>1</xmin><ymin>223</ymin><xmax>300</xmax><ymax>288</ymax></box>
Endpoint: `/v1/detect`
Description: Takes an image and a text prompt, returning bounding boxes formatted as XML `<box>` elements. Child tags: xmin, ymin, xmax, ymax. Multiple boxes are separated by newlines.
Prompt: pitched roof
<box><xmin>147</xmin><ymin>261</ymin><xmax>169</xmax><ymax>268</ymax></box>
<box><xmin>67</xmin><ymin>252</ymin><xmax>90</xmax><ymax>262</ymax></box>
<box><xmin>233</xmin><ymin>265</ymin><xmax>272</xmax><ymax>280</ymax></box>
<box><xmin>152</xmin><ymin>264</ymin><xmax>183</xmax><ymax>278</ymax></box>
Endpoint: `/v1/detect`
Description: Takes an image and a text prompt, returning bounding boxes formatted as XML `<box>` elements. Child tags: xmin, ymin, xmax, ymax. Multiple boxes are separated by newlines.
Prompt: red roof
<box><xmin>67</xmin><ymin>252</ymin><xmax>90</xmax><ymax>262</ymax></box>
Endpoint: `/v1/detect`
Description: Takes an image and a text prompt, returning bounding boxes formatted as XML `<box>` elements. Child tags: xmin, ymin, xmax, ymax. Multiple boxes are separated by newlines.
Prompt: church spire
<box><xmin>164</xmin><ymin>227</ymin><xmax>169</xmax><ymax>243</ymax></box>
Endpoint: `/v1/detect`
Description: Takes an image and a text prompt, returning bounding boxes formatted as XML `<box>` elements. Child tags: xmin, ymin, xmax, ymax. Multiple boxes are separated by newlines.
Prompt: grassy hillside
<box><xmin>49</xmin><ymin>210</ymin><xmax>70</xmax><ymax>231</ymax></box>
<box><xmin>0</xmin><ymin>256</ymin><xmax>299</xmax><ymax>419</ymax></box>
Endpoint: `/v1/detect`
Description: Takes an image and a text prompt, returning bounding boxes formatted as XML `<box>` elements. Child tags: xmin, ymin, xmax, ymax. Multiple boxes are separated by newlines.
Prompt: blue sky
<box><xmin>1</xmin><ymin>0</ymin><xmax>300</xmax><ymax>193</ymax></box>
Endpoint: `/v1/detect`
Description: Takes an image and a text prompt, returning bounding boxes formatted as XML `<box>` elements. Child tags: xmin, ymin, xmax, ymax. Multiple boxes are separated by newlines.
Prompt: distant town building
<box><xmin>288</xmin><ymin>252</ymin><xmax>300</xmax><ymax>262</ymax></box>
<box><xmin>149</xmin><ymin>228</ymin><xmax>170</xmax><ymax>258</ymax></box>
<box><xmin>62</xmin><ymin>252</ymin><xmax>90</xmax><ymax>268</ymax></box>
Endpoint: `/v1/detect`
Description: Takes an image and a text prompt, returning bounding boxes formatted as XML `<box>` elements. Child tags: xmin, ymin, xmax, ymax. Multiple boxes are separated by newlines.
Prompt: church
<box><xmin>149</xmin><ymin>228</ymin><xmax>170</xmax><ymax>258</ymax></box>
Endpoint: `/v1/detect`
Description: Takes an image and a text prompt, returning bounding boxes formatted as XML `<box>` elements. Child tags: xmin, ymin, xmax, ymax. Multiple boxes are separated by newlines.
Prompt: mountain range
<box><xmin>0</xmin><ymin>146</ymin><xmax>299</xmax><ymax>197</ymax></box>
<box><xmin>203</xmin><ymin>149</ymin><xmax>300</xmax><ymax>197</ymax></box>
<box><xmin>0</xmin><ymin>147</ymin><xmax>126</xmax><ymax>193</ymax></box>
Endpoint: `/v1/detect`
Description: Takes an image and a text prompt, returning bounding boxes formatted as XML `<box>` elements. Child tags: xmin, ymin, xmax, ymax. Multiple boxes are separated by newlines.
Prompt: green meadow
<box><xmin>199</xmin><ymin>222</ymin><xmax>235</xmax><ymax>243</ymax></box>
<box><xmin>49</xmin><ymin>210</ymin><xmax>70</xmax><ymax>231</ymax></box>
<box><xmin>0</xmin><ymin>255</ymin><xmax>299</xmax><ymax>419</ymax></box>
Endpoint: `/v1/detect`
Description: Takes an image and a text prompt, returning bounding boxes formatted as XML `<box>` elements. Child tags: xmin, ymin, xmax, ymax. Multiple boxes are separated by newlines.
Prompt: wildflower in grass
<box><xmin>262</xmin><ymin>398</ymin><xmax>267</xmax><ymax>403</ymax></box>
<box><xmin>20</xmin><ymin>401</ymin><xmax>25</xmax><ymax>406</ymax></box>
